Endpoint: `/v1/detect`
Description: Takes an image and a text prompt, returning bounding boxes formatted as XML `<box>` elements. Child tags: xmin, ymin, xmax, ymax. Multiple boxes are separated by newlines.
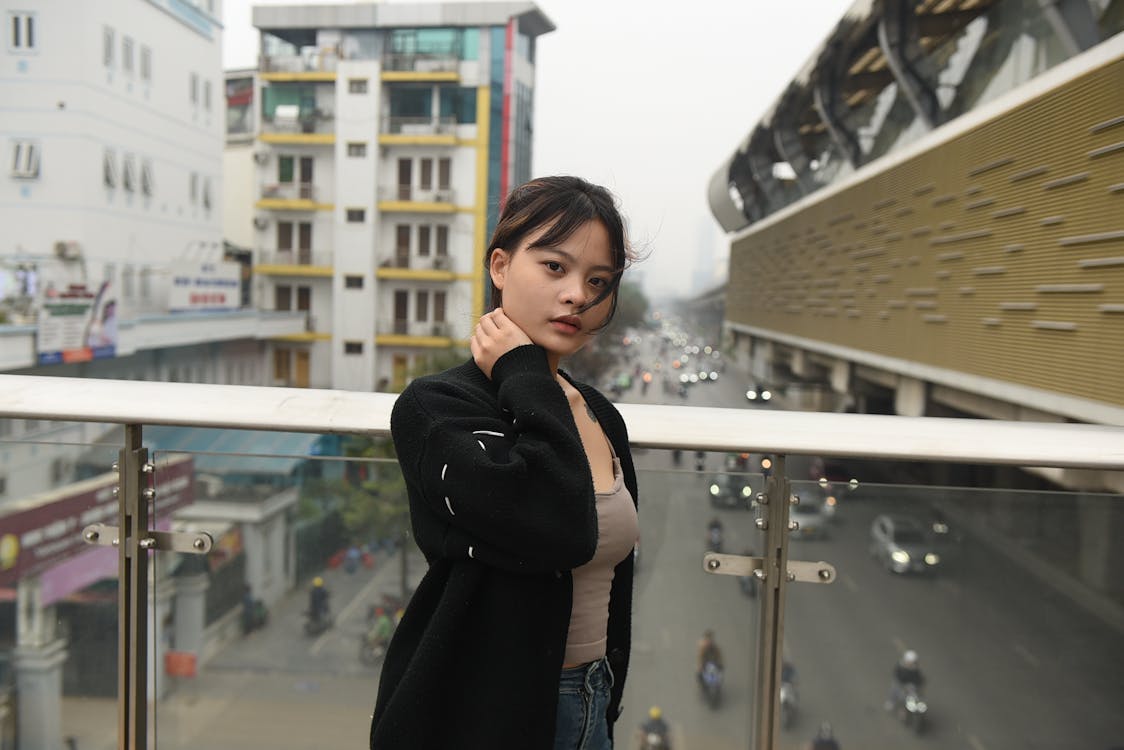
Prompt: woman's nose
<box><xmin>561</xmin><ymin>277</ymin><xmax>587</xmax><ymax>306</ymax></box>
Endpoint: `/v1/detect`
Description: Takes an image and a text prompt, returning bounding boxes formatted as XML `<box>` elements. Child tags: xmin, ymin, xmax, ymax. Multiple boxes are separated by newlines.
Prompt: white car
<box><xmin>869</xmin><ymin>514</ymin><xmax>941</xmax><ymax>574</ymax></box>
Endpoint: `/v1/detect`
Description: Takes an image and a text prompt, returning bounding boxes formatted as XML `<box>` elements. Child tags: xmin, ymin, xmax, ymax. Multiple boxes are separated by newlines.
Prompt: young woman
<box><xmin>370</xmin><ymin>176</ymin><xmax>641</xmax><ymax>750</ymax></box>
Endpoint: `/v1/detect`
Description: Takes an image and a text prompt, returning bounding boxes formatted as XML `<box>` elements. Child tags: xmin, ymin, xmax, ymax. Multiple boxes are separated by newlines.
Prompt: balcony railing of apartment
<box><xmin>258</xmin><ymin>249</ymin><xmax>333</xmax><ymax>267</ymax></box>
<box><xmin>377</xmin><ymin>255</ymin><xmax>453</xmax><ymax>272</ymax></box>
<box><xmin>0</xmin><ymin>375</ymin><xmax>1121</xmax><ymax>750</ymax></box>
<box><xmin>260</xmin><ymin>52</ymin><xmax>339</xmax><ymax>74</ymax></box>
<box><xmin>381</xmin><ymin>115</ymin><xmax>457</xmax><ymax>136</ymax></box>
<box><xmin>381</xmin><ymin>53</ymin><xmax>458</xmax><ymax>73</ymax></box>
<box><xmin>261</xmin><ymin>109</ymin><xmax>336</xmax><ymax>136</ymax></box>
<box><xmin>260</xmin><ymin>182</ymin><xmax>317</xmax><ymax>202</ymax></box>
<box><xmin>379</xmin><ymin>185</ymin><xmax>455</xmax><ymax>203</ymax></box>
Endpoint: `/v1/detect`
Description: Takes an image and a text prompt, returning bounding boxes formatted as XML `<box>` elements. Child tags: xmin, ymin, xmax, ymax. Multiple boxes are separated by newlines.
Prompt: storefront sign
<box><xmin>36</xmin><ymin>281</ymin><xmax>117</xmax><ymax>365</ymax></box>
<box><xmin>168</xmin><ymin>261</ymin><xmax>241</xmax><ymax>312</ymax></box>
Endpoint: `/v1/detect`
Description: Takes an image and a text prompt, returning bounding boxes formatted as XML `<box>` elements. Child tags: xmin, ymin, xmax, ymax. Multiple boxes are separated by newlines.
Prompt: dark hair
<box><xmin>486</xmin><ymin>176</ymin><xmax>632</xmax><ymax>330</ymax></box>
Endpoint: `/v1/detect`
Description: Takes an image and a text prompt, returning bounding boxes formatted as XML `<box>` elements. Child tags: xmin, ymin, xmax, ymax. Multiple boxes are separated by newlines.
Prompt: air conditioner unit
<box><xmin>253</xmin><ymin>215</ymin><xmax>270</xmax><ymax>231</ymax></box>
<box><xmin>54</xmin><ymin>241</ymin><xmax>82</xmax><ymax>260</ymax></box>
<box><xmin>253</xmin><ymin>150</ymin><xmax>270</xmax><ymax>165</ymax></box>
<box><xmin>433</xmin><ymin>256</ymin><xmax>450</xmax><ymax>271</ymax></box>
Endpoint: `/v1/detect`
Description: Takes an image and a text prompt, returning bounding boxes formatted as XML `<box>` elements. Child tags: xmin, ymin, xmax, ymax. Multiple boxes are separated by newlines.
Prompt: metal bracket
<box><xmin>703</xmin><ymin>552</ymin><xmax>836</xmax><ymax>584</ymax></box>
<box><xmin>82</xmin><ymin>523</ymin><xmax>214</xmax><ymax>555</ymax></box>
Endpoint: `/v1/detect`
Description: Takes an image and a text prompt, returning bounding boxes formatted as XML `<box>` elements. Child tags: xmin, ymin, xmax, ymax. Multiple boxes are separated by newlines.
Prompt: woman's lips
<box><xmin>550</xmin><ymin>316</ymin><xmax>581</xmax><ymax>334</ymax></box>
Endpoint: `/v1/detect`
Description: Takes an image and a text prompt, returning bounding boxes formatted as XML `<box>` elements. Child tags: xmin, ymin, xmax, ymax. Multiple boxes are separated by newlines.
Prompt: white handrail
<box><xmin>1</xmin><ymin>374</ymin><xmax>1122</xmax><ymax>470</ymax></box>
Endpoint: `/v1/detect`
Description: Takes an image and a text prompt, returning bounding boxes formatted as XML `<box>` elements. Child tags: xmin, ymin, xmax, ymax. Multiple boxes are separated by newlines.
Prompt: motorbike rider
<box><xmin>697</xmin><ymin>629</ymin><xmax>724</xmax><ymax>683</ymax></box>
<box><xmin>805</xmin><ymin>721</ymin><xmax>840</xmax><ymax>750</ymax></box>
<box><xmin>636</xmin><ymin>706</ymin><xmax>672</xmax><ymax>749</ymax></box>
<box><xmin>706</xmin><ymin>517</ymin><xmax>724</xmax><ymax>551</ymax></box>
<box><xmin>367</xmin><ymin>606</ymin><xmax>395</xmax><ymax>649</ymax></box>
<box><xmin>308</xmin><ymin>576</ymin><xmax>330</xmax><ymax>624</ymax></box>
<box><xmin>886</xmin><ymin>649</ymin><xmax>925</xmax><ymax>709</ymax></box>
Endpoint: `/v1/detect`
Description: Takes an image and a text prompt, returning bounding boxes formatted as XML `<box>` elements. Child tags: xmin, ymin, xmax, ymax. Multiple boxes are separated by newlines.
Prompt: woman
<box><xmin>370</xmin><ymin>176</ymin><xmax>641</xmax><ymax>750</ymax></box>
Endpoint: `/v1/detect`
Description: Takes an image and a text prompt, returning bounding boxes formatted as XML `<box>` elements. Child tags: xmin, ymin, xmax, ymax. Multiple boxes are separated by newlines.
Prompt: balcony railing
<box><xmin>381</xmin><ymin>53</ymin><xmax>458</xmax><ymax>73</ymax></box>
<box><xmin>257</xmin><ymin>249</ymin><xmax>333</xmax><ymax>267</ymax></box>
<box><xmin>261</xmin><ymin>110</ymin><xmax>336</xmax><ymax>136</ymax></box>
<box><xmin>260</xmin><ymin>182</ymin><xmax>317</xmax><ymax>202</ymax></box>
<box><xmin>0</xmin><ymin>374</ymin><xmax>1121</xmax><ymax>750</ymax></box>
<box><xmin>260</xmin><ymin>52</ymin><xmax>339</xmax><ymax>74</ymax></box>
<box><xmin>378</xmin><ymin>185</ymin><xmax>454</xmax><ymax>203</ymax></box>
<box><xmin>381</xmin><ymin>115</ymin><xmax>457</xmax><ymax>136</ymax></box>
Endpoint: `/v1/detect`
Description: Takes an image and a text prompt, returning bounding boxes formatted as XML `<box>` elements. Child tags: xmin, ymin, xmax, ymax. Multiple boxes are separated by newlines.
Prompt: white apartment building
<box><xmin>248</xmin><ymin>1</ymin><xmax>554</xmax><ymax>392</ymax></box>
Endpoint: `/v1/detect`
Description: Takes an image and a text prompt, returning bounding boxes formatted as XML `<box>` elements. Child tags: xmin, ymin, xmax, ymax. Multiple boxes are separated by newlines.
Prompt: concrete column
<box><xmin>13</xmin><ymin>638</ymin><xmax>67</xmax><ymax>750</ymax></box>
<box><xmin>894</xmin><ymin>376</ymin><xmax>926</xmax><ymax>417</ymax></box>
<box><xmin>830</xmin><ymin>359</ymin><xmax>850</xmax><ymax>394</ymax></box>
<box><xmin>790</xmin><ymin>349</ymin><xmax>807</xmax><ymax>378</ymax></box>
<box><xmin>751</xmin><ymin>339</ymin><xmax>773</xmax><ymax>383</ymax></box>
<box><xmin>172</xmin><ymin>572</ymin><xmax>209</xmax><ymax>656</ymax></box>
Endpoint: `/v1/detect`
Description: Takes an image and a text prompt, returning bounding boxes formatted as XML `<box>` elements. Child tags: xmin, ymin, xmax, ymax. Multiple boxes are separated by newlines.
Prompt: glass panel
<box><xmin>0</xmin><ymin>429</ymin><xmax>120</xmax><ymax>750</ymax></box>
<box><xmin>149</xmin><ymin>432</ymin><xmax>417</xmax><ymax>748</ymax></box>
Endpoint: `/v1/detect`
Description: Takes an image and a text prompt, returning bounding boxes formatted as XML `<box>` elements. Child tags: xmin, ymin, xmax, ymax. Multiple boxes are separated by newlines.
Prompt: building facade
<box><xmin>249</xmin><ymin>2</ymin><xmax>553</xmax><ymax>392</ymax></box>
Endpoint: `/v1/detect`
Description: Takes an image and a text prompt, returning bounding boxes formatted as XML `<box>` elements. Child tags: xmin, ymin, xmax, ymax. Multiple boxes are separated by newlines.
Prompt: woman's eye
<box><xmin>589</xmin><ymin>277</ymin><xmax>607</xmax><ymax>288</ymax></box>
<box><xmin>545</xmin><ymin>261</ymin><xmax>563</xmax><ymax>272</ymax></box>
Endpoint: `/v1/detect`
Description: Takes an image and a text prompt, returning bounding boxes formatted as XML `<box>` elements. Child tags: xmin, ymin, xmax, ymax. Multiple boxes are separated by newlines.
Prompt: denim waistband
<box><xmin>559</xmin><ymin>657</ymin><xmax>614</xmax><ymax>692</ymax></box>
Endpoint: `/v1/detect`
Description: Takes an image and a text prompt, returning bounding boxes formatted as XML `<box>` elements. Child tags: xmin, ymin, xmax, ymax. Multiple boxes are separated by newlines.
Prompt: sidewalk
<box><xmin>61</xmin><ymin>545</ymin><xmax>427</xmax><ymax>750</ymax></box>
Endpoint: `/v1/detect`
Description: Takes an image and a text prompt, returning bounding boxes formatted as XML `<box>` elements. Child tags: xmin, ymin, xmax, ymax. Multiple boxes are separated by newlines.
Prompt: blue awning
<box><xmin>144</xmin><ymin>426</ymin><xmax>340</xmax><ymax>477</ymax></box>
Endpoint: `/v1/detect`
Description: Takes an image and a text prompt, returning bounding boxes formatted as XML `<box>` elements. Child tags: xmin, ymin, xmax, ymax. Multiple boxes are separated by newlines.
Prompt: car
<box><xmin>745</xmin><ymin>384</ymin><xmax>772</xmax><ymax>402</ymax></box>
<box><xmin>868</xmin><ymin>514</ymin><xmax>941</xmax><ymax>574</ymax></box>
<box><xmin>708</xmin><ymin>473</ymin><xmax>755</xmax><ymax>509</ymax></box>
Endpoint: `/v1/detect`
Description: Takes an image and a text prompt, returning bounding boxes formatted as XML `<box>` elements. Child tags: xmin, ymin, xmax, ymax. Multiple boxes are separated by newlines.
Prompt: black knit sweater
<box><xmin>370</xmin><ymin>345</ymin><xmax>638</xmax><ymax>749</ymax></box>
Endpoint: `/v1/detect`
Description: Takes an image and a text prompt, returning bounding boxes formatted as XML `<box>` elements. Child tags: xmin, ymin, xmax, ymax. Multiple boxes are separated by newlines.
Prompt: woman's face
<box><xmin>489</xmin><ymin>219</ymin><xmax>616</xmax><ymax>363</ymax></box>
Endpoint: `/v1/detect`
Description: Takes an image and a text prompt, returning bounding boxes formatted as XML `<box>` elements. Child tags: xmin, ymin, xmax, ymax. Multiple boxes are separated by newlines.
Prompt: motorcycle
<box><xmin>893</xmin><ymin>683</ymin><xmax>928</xmax><ymax>735</ymax></box>
<box><xmin>707</xmin><ymin>526</ymin><xmax>723</xmax><ymax>554</ymax></box>
<box><xmin>700</xmin><ymin>660</ymin><xmax>723</xmax><ymax>708</ymax></box>
<box><xmin>780</xmin><ymin>679</ymin><xmax>798</xmax><ymax>729</ymax></box>
<box><xmin>359</xmin><ymin>632</ymin><xmax>387</xmax><ymax>666</ymax></box>
<box><xmin>303</xmin><ymin>608</ymin><xmax>333</xmax><ymax>637</ymax></box>
<box><xmin>641</xmin><ymin>730</ymin><xmax>669</xmax><ymax>750</ymax></box>
<box><xmin>241</xmin><ymin>598</ymin><xmax>268</xmax><ymax>635</ymax></box>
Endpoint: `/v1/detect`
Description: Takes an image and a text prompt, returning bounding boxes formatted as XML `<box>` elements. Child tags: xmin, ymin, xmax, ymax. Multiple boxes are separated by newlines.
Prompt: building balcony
<box><xmin>375</xmin><ymin>256</ymin><xmax>456</xmax><ymax>281</ymax></box>
<box><xmin>256</xmin><ymin>183</ymin><xmax>333</xmax><ymax>212</ymax></box>
<box><xmin>260</xmin><ymin>52</ymin><xmax>338</xmax><ymax>81</ymax></box>
<box><xmin>377</xmin><ymin>116</ymin><xmax>459</xmax><ymax>146</ymax></box>
<box><xmin>376</xmin><ymin>185</ymin><xmax>457</xmax><ymax>213</ymax></box>
<box><xmin>255</xmin><ymin>250</ymin><xmax>333</xmax><ymax>277</ymax></box>
<box><xmin>0</xmin><ymin>375</ymin><xmax>1121</xmax><ymax>750</ymax></box>
<box><xmin>380</xmin><ymin>53</ymin><xmax>459</xmax><ymax>81</ymax></box>
<box><xmin>260</xmin><ymin>108</ymin><xmax>336</xmax><ymax>145</ymax></box>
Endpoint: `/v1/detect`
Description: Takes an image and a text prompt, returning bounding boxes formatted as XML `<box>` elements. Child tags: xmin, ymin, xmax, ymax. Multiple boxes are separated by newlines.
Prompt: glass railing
<box><xmin>1</xmin><ymin>376</ymin><xmax>1121</xmax><ymax>750</ymax></box>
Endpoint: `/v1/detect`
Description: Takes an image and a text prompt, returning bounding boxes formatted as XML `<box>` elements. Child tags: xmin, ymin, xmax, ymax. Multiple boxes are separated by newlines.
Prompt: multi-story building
<box><xmin>249</xmin><ymin>1</ymin><xmax>554</xmax><ymax>391</ymax></box>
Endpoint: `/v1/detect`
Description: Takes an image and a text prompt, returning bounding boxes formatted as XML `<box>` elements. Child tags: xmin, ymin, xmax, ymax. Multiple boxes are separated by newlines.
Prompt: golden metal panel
<box><xmin>728</xmin><ymin>56</ymin><xmax>1124</xmax><ymax>408</ymax></box>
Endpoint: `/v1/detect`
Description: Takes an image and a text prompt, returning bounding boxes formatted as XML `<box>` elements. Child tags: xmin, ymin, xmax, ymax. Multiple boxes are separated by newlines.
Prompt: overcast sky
<box><xmin>223</xmin><ymin>0</ymin><xmax>854</xmax><ymax>300</ymax></box>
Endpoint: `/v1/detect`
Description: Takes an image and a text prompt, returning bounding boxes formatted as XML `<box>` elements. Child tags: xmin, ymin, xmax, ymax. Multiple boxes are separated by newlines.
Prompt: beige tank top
<box><xmin>563</xmin><ymin>456</ymin><xmax>639</xmax><ymax>665</ymax></box>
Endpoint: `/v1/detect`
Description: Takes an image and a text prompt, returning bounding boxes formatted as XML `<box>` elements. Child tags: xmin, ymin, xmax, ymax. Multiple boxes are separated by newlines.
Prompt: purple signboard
<box><xmin>0</xmin><ymin>456</ymin><xmax>194</xmax><ymax>590</ymax></box>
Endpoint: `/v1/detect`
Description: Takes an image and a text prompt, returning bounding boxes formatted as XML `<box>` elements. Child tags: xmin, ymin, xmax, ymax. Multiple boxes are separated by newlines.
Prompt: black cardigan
<box><xmin>370</xmin><ymin>345</ymin><xmax>638</xmax><ymax>749</ymax></box>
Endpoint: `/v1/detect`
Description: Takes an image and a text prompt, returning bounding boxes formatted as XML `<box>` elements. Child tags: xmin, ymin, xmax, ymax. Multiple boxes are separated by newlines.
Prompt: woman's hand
<box><xmin>471</xmin><ymin>308</ymin><xmax>533</xmax><ymax>379</ymax></box>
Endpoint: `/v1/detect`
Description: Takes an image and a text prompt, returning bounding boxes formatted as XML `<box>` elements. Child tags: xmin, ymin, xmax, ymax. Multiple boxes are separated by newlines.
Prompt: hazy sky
<box><xmin>223</xmin><ymin>0</ymin><xmax>854</xmax><ymax>300</ymax></box>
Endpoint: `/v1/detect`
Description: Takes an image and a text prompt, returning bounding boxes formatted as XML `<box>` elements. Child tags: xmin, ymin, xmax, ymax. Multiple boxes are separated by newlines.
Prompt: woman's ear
<box><xmin>489</xmin><ymin>248</ymin><xmax>510</xmax><ymax>292</ymax></box>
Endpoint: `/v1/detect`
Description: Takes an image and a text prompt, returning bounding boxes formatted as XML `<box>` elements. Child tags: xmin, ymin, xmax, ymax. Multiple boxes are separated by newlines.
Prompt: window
<box><xmin>103</xmin><ymin>26</ymin><xmax>114</xmax><ymax>67</ymax></box>
<box><xmin>140</xmin><ymin>45</ymin><xmax>151</xmax><ymax>81</ymax></box>
<box><xmin>103</xmin><ymin>149</ymin><xmax>118</xmax><ymax>187</ymax></box>
<box><xmin>0</xmin><ymin>474</ymin><xmax>6</xmax><ymax>498</ymax></box>
<box><xmin>190</xmin><ymin>72</ymin><xmax>198</xmax><ymax>104</ymax></box>
<box><xmin>346</xmin><ymin>208</ymin><xmax>365</xmax><ymax>223</ymax></box>
<box><xmin>438</xmin><ymin>157</ymin><xmax>451</xmax><ymax>190</ymax></box>
<box><xmin>278</xmin><ymin>155</ymin><xmax>294</xmax><ymax>184</ymax></box>
<box><xmin>122</xmin><ymin>266</ymin><xmax>134</xmax><ymax>298</ymax></box>
<box><xmin>434</xmin><ymin>290</ymin><xmax>447</xmax><ymax>322</ymax></box>
<box><xmin>418</xmin><ymin>225</ymin><xmax>431</xmax><ymax>256</ymax></box>
<box><xmin>273</xmin><ymin>349</ymin><xmax>290</xmax><ymax>381</ymax></box>
<box><xmin>347</xmin><ymin>142</ymin><xmax>367</xmax><ymax>157</ymax></box>
<box><xmin>275</xmin><ymin>284</ymin><xmax>292</xmax><ymax>311</ymax></box>
<box><xmin>203</xmin><ymin>79</ymin><xmax>212</xmax><ymax>110</ymax></box>
<box><xmin>436</xmin><ymin>225</ymin><xmax>449</xmax><ymax>256</ymax></box>
<box><xmin>122</xmin><ymin>36</ymin><xmax>134</xmax><ymax>73</ymax></box>
<box><xmin>8</xmin><ymin>11</ymin><xmax>36</xmax><ymax>52</ymax></box>
<box><xmin>416</xmin><ymin>290</ymin><xmax>429</xmax><ymax>322</ymax></box>
<box><xmin>419</xmin><ymin>158</ymin><xmax>433</xmax><ymax>191</ymax></box>
<box><xmin>344</xmin><ymin>341</ymin><xmax>363</xmax><ymax>355</ymax></box>
<box><xmin>202</xmin><ymin>177</ymin><xmax>212</xmax><ymax>210</ymax></box>
<box><xmin>189</xmin><ymin>172</ymin><xmax>198</xmax><ymax>203</ymax></box>
<box><xmin>277</xmin><ymin>221</ymin><xmax>293</xmax><ymax>251</ymax></box>
<box><xmin>122</xmin><ymin>154</ymin><xmax>136</xmax><ymax>192</ymax></box>
<box><xmin>140</xmin><ymin>159</ymin><xmax>154</xmax><ymax>195</ymax></box>
<box><xmin>296</xmin><ymin>286</ymin><xmax>310</xmax><ymax>312</ymax></box>
<box><xmin>345</xmin><ymin>275</ymin><xmax>363</xmax><ymax>289</ymax></box>
<box><xmin>348</xmin><ymin>78</ymin><xmax>368</xmax><ymax>94</ymax></box>
<box><xmin>10</xmin><ymin>140</ymin><xmax>39</xmax><ymax>179</ymax></box>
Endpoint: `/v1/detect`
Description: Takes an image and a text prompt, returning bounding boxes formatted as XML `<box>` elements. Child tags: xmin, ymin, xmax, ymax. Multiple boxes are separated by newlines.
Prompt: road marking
<box><xmin>842</xmin><ymin>574</ymin><xmax>859</xmax><ymax>592</ymax></box>
<box><xmin>892</xmin><ymin>636</ymin><xmax>907</xmax><ymax>653</ymax></box>
<box><xmin>1013</xmin><ymin>642</ymin><xmax>1040</xmax><ymax>668</ymax></box>
<box><xmin>968</xmin><ymin>733</ymin><xmax>988</xmax><ymax>750</ymax></box>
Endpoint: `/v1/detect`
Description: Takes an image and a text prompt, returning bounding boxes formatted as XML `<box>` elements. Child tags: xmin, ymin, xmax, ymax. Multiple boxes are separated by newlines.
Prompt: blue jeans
<box><xmin>554</xmin><ymin>658</ymin><xmax>615</xmax><ymax>750</ymax></box>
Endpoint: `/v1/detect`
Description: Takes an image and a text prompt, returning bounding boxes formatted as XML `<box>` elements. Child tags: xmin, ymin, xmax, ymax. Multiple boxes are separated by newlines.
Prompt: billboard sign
<box><xmin>168</xmin><ymin>261</ymin><xmax>241</xmax><ymax>312</ymax></box>
<box><xmin>36</xmin><ymin>281</ymin><xmax>118</xmax><ymax>365</ymax></box>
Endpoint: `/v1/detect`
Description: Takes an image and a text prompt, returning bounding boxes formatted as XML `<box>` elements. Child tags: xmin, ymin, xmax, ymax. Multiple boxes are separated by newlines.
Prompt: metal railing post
<box><xmin>118</xmin><ymin>424</ymin><xmax>149</xmax><ymax>750</ymax></box>
<box><xmin>751</xmin><ymin>454</ymin><xmax>792</xmax><ymax>750</ymax></box>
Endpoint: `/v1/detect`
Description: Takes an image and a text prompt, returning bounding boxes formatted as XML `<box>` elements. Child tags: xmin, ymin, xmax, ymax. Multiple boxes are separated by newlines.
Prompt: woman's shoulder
<box><xmin>393</xmin><ymin>359</ymin><xmax>496</xmax><ymax>418</ymax></box>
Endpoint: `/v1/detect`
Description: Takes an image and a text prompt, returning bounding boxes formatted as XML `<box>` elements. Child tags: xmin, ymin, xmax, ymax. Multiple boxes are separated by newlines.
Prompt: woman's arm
<box><xmin>393</xmin><ymin>345</ymin><xmax>598</xmax><ymax>573</ymax></box>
